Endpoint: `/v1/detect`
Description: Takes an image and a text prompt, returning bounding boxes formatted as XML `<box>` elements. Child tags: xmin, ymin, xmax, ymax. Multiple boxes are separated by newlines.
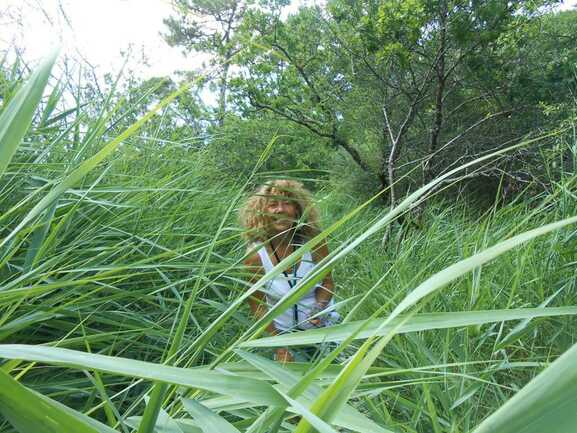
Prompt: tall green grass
<box><xmin>0</xmin><ymin>53</ymin><xmax>576</xmax><ymax>433</ymax></box>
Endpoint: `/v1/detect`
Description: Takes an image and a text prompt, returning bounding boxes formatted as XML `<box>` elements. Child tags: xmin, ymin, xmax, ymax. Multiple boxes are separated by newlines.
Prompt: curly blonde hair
<box><xmin>240</xmin><ymin>179</ymin><xmax>321</xmax><ymax>242</ymax></box>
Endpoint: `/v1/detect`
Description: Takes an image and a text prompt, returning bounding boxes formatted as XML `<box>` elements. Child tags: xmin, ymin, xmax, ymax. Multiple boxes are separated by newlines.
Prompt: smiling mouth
<box><xmin>272</xmin><ymin>216</ymin><xmax>294</xmax><ymax>226</ymax></box>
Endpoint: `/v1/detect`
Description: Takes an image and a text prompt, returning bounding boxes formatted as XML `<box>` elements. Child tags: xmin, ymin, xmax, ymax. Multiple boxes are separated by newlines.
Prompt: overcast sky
<box><xmin>1</xmin><ymin>0</ymin><xmax>575</xmax><ymax>84</ymax></box>
<box><xmin>0</xmin><ymin>0</ymin><xmax>309</xmax><ymax>81</ymax></box>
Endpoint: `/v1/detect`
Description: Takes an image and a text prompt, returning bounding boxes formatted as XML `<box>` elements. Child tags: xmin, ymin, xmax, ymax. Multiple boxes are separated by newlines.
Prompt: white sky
<box><xmin>0</xmin><ymin>0</ymin><xmax>575</xmax><ymax>84</ymax></box>
<box><xmin>2</xmin><ymin>0</ymin><xmax>180</xmax><ymax>77</ymax></box>
<box><xmin>0</xmin><ymin>0</ymin><xmax>311</xmax><ymax>82</ymax></box>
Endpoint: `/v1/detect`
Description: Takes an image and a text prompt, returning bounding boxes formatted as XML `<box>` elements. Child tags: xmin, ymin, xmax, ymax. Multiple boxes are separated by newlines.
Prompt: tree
<box><xmin>232</xmin><ymin>0</ymin><xmax>561</xmax><ymax>207</ymax></box>
<box><xmin>163</xmin><ymin>0</ymin><xmax>288</xmax><ymax>126</ymax></box>
<box><xmin>234</xmin><ymin>6</ymin><xmax>381</xmax><ymax>184</ymax></box>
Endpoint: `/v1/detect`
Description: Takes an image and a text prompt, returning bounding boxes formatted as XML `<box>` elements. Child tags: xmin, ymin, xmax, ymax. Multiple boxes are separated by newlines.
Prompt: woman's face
<box><xmin>265</xmin><ymin>195</ymin><xmax>299</xmax><ymax>233</ymax></box>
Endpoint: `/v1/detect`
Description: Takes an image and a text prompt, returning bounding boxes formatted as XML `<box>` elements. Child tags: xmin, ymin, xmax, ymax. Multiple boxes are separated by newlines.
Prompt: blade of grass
<box><xmin>0</xmin><ymin>369</ymin><xmax>115</xmax><ymax>433</ymax></box>
<box><xmin>236</xmin><ymin>350</ymin><xmax>393</xmax><ymax>433</ymax></box>
<box><xmin>240</xmin><ymin>306</ymin><xmax>577</xmax><ymax>347</ymax></box>
<box><xmin>181</xmin><ymin>398</ymin><xmax>241</xmax><ymax>433</ymax></box>
<box><xmin>294</xmin><ymin>215</ymin><xmax>577</xmax><ymax>433</ymax></box>
<box><xmin>472</xmin><ymin>342</ymin><xmax>577</xmax><ymax>433</ymax></box>
<box><xmin>0</xmin><ymin>345</ymin><xmax>284</xmax><ymax>407</ymax></box>
<box><xmin>495</xmin><ymin>287</ymin><xmax>564</xmax><ymax>349</ymax></box>
<box><xmin>0</xmin><ymin>81</ymin><xmax>191</xmax><ymax>250</ymax></box>
<box><xmin>0</xmin><ymin>50</ymin><xmax>58</xmax><ymax>177</ymax></box>
<box><xmin>275</xmin><ymin>389</ymin><xmax>340</xmax><ymax>433</ymax></box>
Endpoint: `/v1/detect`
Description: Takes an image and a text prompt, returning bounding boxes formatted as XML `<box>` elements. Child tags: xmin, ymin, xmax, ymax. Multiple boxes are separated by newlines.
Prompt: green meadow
<box><xmin>1</xmin><ymin>5</ymin><xmax>577</xmax><ymax>432</ymax></box>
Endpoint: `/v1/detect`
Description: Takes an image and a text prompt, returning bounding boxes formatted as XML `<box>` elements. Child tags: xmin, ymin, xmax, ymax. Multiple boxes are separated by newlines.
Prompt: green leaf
<box><xmin>294</xmin><ymin>216</ymin><xmax>577</xmax><ymax>433</ymax></box>
<box><xmin>241</xmin><ymin>307</ymin><xmax>577</xmax><ymax>347</ymax></box>
<box><xmin>496</xmin><ymin>287</ymin><xmax>564</xmax><ymax>349</ymax></box>
<box><xmin>151</xmin><ymin>404</ymin><xmax>185</xmax><ymax>433</ymax></box>
<box><xmin>181</xmin><ymin>398</ymin><xmax>241</xmax><ymax>433</ymax></box>
<box><xmin>0</xmin><ymin>82</ymin><xmax>191</xmax><ymax>250</ymax></box>
<box><xmin>236</xmin><ymin>350</ymin><xmax>393</xmax><ymax>433</ymax></box>
<box><xmin>37</xmin><ymin>75</ymin><xmax>64</xmax><ymax>127</ymax></box>
<box><xmin>275</xmin><ymin>389</ymin><xmax>340</xmax><ymax>433</ymax></box>
<box><xmin>385</xmin><ymin>216</ymin><xmax>577</xmax><ymax>323</ymax></box>
<box><xmin>0</xmin><ymin>369</ymin><xmax>115</xmax><ymax>433</ymax></box>
<box><xmin>0</xmin><ymin>311</ymin><xmax>61</xmax><ymax>341</ymax></box>
<box><xmin>0</xmin><ymin>50</ymin><xmax>58</xmax><ymax>177</ymax></box>
<box><xmin>22</xmin><ymin>199</ymin><xmax>58</xmax><ymax>273</ymax></box>
<box><xmin>126</xmin><ymin>416</ymin><xmax>201</xmax><ymax>433</ymax></box>
<box><xmin>0</xmin><ymin>345</ymin><xmax>284</xmax><ymax>407</ymax></box>
<box><xmin>472</xmin><ymin>342</ymin><xmax>577</xmax><ymax>433</ymax></box>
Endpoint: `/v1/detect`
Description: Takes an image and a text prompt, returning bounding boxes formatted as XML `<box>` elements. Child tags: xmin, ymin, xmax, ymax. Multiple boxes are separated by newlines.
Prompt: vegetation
<box><xmin>0</xmin><ymin>1</ymin><xmax>576</xmax><ymax>433</ymax></box>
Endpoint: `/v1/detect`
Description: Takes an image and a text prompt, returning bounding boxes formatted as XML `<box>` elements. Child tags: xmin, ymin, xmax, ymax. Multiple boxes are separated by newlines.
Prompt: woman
<box><xmin>240</xmin><ymin>179</ymin><xmax>338</xmax><ymax>362</ymax></box>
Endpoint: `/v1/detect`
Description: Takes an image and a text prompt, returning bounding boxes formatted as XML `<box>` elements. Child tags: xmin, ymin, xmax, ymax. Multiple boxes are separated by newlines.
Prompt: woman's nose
<box><xmin>272</xmin><ymin>201</ymin><xmax>285</xmax><ymax>212</ymax></box>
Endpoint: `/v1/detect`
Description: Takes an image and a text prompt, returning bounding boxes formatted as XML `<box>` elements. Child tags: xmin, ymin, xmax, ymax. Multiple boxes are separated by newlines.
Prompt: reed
<box><xmin>0</xmin><ymin>53</ymin><xmax>576</xmax><ymax>433</ymax></box>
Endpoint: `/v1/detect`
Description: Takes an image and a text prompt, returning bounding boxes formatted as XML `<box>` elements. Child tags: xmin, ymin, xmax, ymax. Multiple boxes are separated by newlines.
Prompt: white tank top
<box><xmin>255</xmin><ymin>244</ymin><xmax>332</xmax><ymax>331</ymax></box>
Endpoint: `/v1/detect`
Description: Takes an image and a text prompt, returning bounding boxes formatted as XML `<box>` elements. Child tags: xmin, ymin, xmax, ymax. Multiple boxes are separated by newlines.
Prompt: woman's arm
<box><xmin>244</xmin><ymin>253</ymin><xmax>279</xmax><ymax>336</ymax></box>
<box><xmin>245</xmin><ymin>253</ymin><xmax>292</xmax><ymax>362</ymax></box>
<box><xmin>312</xmin><ymin>241</ymin><xmax>335</xmax><ymax>307</ymax></box>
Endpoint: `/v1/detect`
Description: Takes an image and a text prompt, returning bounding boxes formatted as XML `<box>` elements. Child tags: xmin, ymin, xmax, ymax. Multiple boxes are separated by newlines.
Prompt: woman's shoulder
<box><xmin>311</xmin><ymin>240</ymin><xmax>330</xmax><ymax>262</ymax></box>
<box><xmin>244</xmin><ymin>252</ymin><xmax>262</xmax><ymax>267</ymax></box>
<box><xmin>244</xmin><ymin>242</ymin><xmax>265</xmax><ymax>267</ymax></box>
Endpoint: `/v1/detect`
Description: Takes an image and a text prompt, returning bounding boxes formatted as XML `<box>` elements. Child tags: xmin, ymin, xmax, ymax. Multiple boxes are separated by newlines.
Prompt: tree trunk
<box><xmin>424</xmin><ymin>1</ymin><xmax>448</xmax><ymax>183</ymax></box>
<box><xmin>217</xmin><ymin>60</ymin><xmax>229</xmax><ymax>127</ymax></box>
<box><xmin>387</xmin><ymin>136</ymin><xmax>402</xmax><ymax>209</ymax></box>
